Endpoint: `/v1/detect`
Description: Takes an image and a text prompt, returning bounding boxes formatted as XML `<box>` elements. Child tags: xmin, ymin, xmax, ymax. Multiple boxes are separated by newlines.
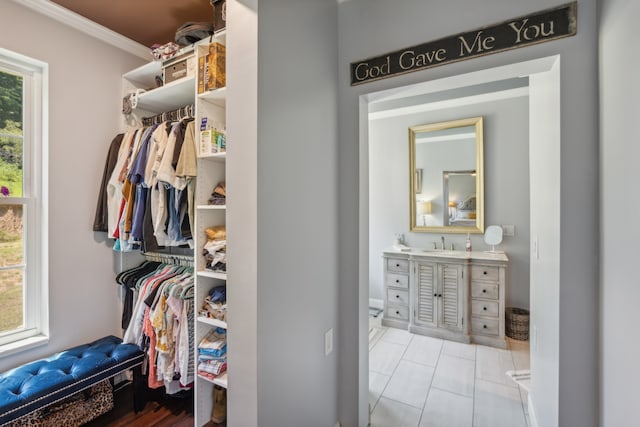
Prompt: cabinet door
<box><xmin>414</xmin><ymin>261</ymin><xmax>436</xmax><ymax>327</ymax></box>
<box><xmin>438</xmin><ymin>263</ymin><xmax>464</xmax><ymax>332</ymax></box>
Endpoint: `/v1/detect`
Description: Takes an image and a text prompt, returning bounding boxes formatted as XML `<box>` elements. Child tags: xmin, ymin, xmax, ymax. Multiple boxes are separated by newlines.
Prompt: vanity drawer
<box><xmin>385</xmin><ymin>305</ymin><xmax>409</xmax><ymax>321</ymax></box>
<box><xmin>471</xmin><ymin>265</ymin><xmax>500</xmax><ymax>281</ymax></box>
<box><xmin>471</xmin><ymin>282</ymin><xmax>499</xmax><ymax>300</ymax></box>
<box><xmin>387</xmin><ymin>288</ymin><xmax>409</xmax><ymax>306</ymax></box>
<box><xmin>471</xmin><ymin>300</ymin><xmax>499</xmax><ymax>318</ymax></box>
<box><xmin>471</xmin><ymin>317</ymin><xmax>500</xmax><ymax>336</ymax></box>
<box><xmin>386</xmin><ymin>273</ymin><xmax>408</xmax><ymax>289</ymax></box>
<box><xmin>386</xmin><ymin>258</ymin><xmax>409</xmax><ymax>273</ymax></box>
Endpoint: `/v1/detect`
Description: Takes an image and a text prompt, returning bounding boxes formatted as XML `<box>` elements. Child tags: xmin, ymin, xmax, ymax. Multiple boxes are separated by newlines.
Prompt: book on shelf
<box><xmin>207</xmin><ymin>42</ymin><xmax>226</xmax><ymax>91</ymax></box>
<box><xmin>197</xmin><ymin>54</ymin><xmax>207</xmax><ymax>94</ymax></box>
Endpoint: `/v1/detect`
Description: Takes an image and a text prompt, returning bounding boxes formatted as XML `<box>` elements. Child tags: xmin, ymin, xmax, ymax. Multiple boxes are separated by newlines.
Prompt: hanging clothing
<box><xmin>106</xmin><ymin>130</ymin><xmax>136</xmax><ymax>239</ymax></box>
<box><xmin>96</xmin><ymin>118</ymin><xmax>197</xmax><ymax>251</ymax></box>
<box><xmin>93</xmin><ymin>133</ymin><xmax>124</xmax><ymax>232</ymax></box>
<box><xmin>120</xmin><ymin>261</ymin><xmax>195</xmax><ymax>393</ymax></box>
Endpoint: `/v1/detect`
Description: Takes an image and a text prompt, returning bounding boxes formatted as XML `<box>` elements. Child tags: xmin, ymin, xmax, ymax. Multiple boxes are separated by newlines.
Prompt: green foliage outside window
<box><xmin>0</xmin><ymin>70</ymin><xmax>24</xmax><ymax>333</ymax></box>
<box><xmin>0</xmin><ymin>70</ymin><xmax>23</xmax><ymax>197</ymax></box>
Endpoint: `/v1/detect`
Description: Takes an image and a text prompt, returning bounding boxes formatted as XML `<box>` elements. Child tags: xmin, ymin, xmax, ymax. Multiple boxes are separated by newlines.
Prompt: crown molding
<box><xmin>12</xmin><ymin>0</ymin><xmax>150</xmax><ymax>60</ymax></box>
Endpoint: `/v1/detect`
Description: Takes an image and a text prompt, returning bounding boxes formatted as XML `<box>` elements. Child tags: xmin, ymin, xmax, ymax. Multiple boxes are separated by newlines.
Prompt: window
<box><xmin>0</xmin><ymin>48</ymin><xmax>47</xmax><ymax>350</ymax></box>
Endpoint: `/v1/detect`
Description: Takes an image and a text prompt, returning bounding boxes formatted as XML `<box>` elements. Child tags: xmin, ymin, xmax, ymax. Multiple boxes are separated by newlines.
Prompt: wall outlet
<box><xmin>502</xmin><ymin>224</ymin><xmax>515</xmax><ymax>236</ymax></box>
<box><xmin>325</xmin><ymin>328</ymin><xmax>333</xmax><ymax>356</ymax></box>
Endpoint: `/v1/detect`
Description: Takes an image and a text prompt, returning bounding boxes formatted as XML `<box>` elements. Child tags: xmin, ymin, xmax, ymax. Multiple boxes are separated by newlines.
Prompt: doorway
<box><xmin>359</xmin><ymin>56</ymin><xmax>561</xmax><ymax>427</ymax></box>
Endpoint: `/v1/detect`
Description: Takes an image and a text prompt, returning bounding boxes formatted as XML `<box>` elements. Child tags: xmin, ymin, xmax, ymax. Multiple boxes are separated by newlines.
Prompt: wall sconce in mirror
<box><xmin>420</xmin><ymin>200</ymin><xmax>432</xmax><ymax>226</ymax></box>
<box><xmin>448</xmin><ymin>200</ymin><xmax>457</xmax><ymax>221</ymax></box>
<box><xmin>415</xmin><ymin>168</ymin><xmax>423</xmax><ymax>194</ymax></box>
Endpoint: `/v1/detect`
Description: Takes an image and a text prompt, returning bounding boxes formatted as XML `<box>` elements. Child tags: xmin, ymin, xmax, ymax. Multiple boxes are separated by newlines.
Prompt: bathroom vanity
<box><xmin>383</xmin><ymin>248</ymin><xmax>508</xmax><ymax>348</ymax></box>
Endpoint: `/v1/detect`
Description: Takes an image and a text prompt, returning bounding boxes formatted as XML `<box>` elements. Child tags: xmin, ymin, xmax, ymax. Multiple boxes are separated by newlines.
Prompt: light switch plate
<box><xmin>325</xmin><ymin>328</ymin><xmax>333</xmax><ymax>356</ymax></box>
<box><xmin>503</xmin><ymin>225</ymin><xmax>515</xmax><ymax>236</ymax></box>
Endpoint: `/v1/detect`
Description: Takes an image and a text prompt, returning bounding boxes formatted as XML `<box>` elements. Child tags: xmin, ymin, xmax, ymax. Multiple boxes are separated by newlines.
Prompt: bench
<box><xmin>0</xmin><ymin>335</ymin><xmax>145</xmax><ymax>426</ymax></box>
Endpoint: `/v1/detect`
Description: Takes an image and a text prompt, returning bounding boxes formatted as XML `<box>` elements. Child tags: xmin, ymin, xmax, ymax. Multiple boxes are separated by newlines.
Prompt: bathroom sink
<box><xmin>396</xmin><ymin>247</ymin><xmax>469</xmax><ymax>258</ymax></box>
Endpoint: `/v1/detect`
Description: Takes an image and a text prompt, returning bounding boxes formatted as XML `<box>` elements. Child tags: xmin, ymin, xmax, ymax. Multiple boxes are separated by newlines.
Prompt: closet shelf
<box><xmin>197</xmin><ymin>316</ymin><xmax>227</xmax><ymax>329</ymax></box>
<box><xmin>134</xmin><ymin>77</ymin><xmax>196</xmax><ymax>113</ymax></box>
<box><xmin>198</xmin><ymin>87</ymin><xmax>227</xmax><ymax>107</ymax></box>
<box><xmin>197</xmin><ymin>270</ymin><xmax>227</xmax><ymax>280</ymax></box>
<box><xmin>123</xmin><ymin>61</ymin><xmax>162</xmax><ymax>87</ymax></box>
<box><xmin>198</xmin><ymin>372</ymin><xmax>227</xmax><ymax>389</ymax></box>
<box><xmin>197</xmin><ymin>204</ymin><xmax>226</xmax><ymax>210</ymax></box>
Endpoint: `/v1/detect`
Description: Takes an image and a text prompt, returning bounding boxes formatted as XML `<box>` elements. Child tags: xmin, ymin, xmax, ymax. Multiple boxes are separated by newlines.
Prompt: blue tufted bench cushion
<box><xmin>0</xmin><ymin>335</ymin><xmax>144</xmax><ymax>425</ymax></box>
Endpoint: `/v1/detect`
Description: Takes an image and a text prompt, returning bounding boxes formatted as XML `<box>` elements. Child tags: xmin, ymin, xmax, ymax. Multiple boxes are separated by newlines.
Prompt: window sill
<box><xmin>0</xmin><ymin>335</ymin><xmax>49</xmax><ymax>358</ymax></box>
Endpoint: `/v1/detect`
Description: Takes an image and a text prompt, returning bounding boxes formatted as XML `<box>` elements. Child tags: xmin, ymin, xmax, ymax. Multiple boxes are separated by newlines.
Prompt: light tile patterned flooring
<box><xmin>369</xmin><ymin>319</ymin><xmax>531</xmax><ymax>427</ymax></box>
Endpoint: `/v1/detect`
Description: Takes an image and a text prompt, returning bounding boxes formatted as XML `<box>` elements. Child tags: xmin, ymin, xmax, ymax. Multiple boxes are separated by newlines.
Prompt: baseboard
<box><xmin>528</xmin><ymin>394</ymin><xmax>538</xmax><ymax>427</ymax></box>
<box><xmin>369</xmin><ymin>298</ymin><xmax>384</xmax><ymax>310</ymax></box>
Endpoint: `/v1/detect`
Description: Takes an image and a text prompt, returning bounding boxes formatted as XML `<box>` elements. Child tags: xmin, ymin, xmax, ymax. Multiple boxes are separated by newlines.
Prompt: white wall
<box><xmin>338</xmin><ymin>1</ymin><xmax>599</xmax><ymax>426</ymax></box>
<box><xmin>0</xmin><ymin>1</ymin><xmax>144</xmax><ymax>372</ymax></box>
<box><xmin>369</xmin><ymin>96</ymin><xmax>530</xmax><ymax>309</ymax></box>
<box><xmin>255</xmin><ymin>0</ymin><xmax>339</xmax><ymax>426</ymax></box>
<box><xmin>528</xmin><ymin>61</ymin><xmax>561</xmax><ymax>427</ymax></box>
<box><xmin>226</xmin><ymin>0</ymin><xmax>258</xmax><ymax>425</ymax></box>
<box><xmin>599</xmin><ymin>1</ymin><xmax>640</xmax><ymax>425</ymax></box>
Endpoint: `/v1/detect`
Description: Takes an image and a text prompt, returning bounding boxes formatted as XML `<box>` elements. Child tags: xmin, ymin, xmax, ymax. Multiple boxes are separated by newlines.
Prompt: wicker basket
<box><xmin>505</xmin><ymin>307</ymin><xmax>530</xmax><ymax>341</ymax></box>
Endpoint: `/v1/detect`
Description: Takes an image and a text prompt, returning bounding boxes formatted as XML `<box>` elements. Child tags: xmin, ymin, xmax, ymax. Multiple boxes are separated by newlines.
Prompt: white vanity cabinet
<box><xmin>382</xmin><ymin>249</ymin><xmax>508</xmax><ymax>348</ymax></box>
<box><xmin>411</xmin><ymin>259</ymin><xmax>466</xmax><ymax>341</ymax></box>
<box><xmin>382</xmin><ymin>254</ymin><xmax>411</xmax><ymax>329</ymax></box>
<box><xmin>469</xmin><ymin>263</ymin><xmax>507</xmax><ymax>348</ymax></box>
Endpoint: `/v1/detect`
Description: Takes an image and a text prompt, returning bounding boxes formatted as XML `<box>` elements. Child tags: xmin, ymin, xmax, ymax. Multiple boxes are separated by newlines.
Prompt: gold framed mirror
<box><xmin>409</xmin><ymin>117</ymin><xmax>484</xmax><ymax>233</ymax></box>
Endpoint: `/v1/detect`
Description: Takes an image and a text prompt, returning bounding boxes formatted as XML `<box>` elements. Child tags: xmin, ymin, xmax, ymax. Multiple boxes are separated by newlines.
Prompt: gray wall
<box><xmin>369</xmin><ymin>96</ymin><xmax>530</xmax><ymax>310</ymax></box>
<box><xmin>599</xmin><ymin>1</ymin><xmax>640</xmax><ymax>426</ymax></box>
<box><xmin>338</xmin><ymin>1</ymin><xmax>599</xmax><ymax>426</ymax></box>
<box><xmin>256</xmin><ymin>0</ymin><xmax>339</xmax><ymax>426</ymax></box>
<box><xmin>0</xmin><ymin>2</ymin><xmax>144</xmax><ymax>372</ymax></box>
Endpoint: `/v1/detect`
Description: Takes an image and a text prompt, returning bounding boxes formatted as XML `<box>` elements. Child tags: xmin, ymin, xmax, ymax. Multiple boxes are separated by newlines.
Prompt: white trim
<box><xmin>528</xmin><ymin>393</ymin><xmax>538</xmax><ymax>427</ymax></box>
<box><xmin>10</xmin><ymin>0</ymin><xmax>150</xmax><ymax>60</ymax></box>
<box><xmin>0</xmin><ymin>334</ymin><xmax>48</xmax><ymax>358</ymax></box>
<box><xmin>368</xmin><ymin>86</ymin><xmax>529</xmax><ymax>120</ymax></box>
<box><xmin>0</xmin><ymin>48</ymin><xmax>49</xmax><ymax>348</ymax></box>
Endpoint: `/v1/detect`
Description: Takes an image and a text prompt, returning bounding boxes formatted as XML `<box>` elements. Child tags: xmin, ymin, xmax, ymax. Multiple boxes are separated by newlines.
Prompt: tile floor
<box><xmin>369</xmin><ymin>319</ymin><xmax>530</xmax><ymax>427</ymax></box>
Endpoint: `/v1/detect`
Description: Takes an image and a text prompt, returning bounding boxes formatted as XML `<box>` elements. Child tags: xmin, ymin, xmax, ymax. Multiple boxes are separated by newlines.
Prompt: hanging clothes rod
<box><xmin>141</xmin><ymin>104</ymin><xmax>194</xmax><ymax>127</ymax></box>
<box><xmin>144</xmin><ymin>251</ymin><xmax>194</xmax><ymax>266</ymax></box>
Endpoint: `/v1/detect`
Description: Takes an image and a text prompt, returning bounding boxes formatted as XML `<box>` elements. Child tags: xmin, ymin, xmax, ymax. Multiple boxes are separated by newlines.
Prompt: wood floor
<box><xmin>84</xmin><ymin>384</ymin><xmax>195</xmax><ymax>427</ymax></box>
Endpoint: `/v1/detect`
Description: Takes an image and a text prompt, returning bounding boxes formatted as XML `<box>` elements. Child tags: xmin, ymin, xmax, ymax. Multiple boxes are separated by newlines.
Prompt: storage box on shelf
<box><xmin>163</xmin><ymin>51</ymin><xmax>196</xmax><ymax>84</ymax></box>
<box><xmin>197</xmin><ymin>40</ymin><xmax>226</xmax><ymax>94</ymax></box>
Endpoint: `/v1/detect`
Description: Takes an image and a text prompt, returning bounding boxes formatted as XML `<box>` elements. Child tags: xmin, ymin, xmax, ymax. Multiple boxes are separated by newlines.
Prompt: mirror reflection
<box><xmin>409</xmin><ymin>117</ymin><xmax>484</xmax><ymax>233</ymax></box>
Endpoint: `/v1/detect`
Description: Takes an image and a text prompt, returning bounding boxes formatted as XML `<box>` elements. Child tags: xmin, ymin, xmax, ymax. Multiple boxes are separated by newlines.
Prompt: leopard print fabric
<box><xmin>5</xmin><ymin>380</ymin><xmax>113</xmax><ymax>427</ymax></box>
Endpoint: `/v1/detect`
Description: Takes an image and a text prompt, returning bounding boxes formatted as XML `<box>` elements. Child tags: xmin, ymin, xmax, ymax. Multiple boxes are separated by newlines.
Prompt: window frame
<box><xmin>0</xmin><ymin>48</ymin><xmax>48</xmax><ymax>352</ymax></box>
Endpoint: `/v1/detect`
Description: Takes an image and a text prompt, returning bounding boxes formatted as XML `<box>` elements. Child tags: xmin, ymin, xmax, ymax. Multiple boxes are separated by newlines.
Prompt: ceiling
<box><xmin>50</xmin><ymin>0</ymin><xmax>214</xmax><ymax>47</ymax></box>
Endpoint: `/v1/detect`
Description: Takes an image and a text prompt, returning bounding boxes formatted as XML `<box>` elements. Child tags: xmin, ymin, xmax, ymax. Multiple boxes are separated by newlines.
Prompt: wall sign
<box><xmin>350</xmin><ymin>2</ymin><xmax>577</xmax><ymax>86</ymax></box>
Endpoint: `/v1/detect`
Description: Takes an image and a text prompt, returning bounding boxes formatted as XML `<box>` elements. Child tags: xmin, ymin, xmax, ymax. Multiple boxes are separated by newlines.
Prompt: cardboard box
<box><xmin>163</xmin><ymin>52</ymin><xmax>196</xmax><ymax>84</ymax></box>
<box><xmin>206</xmin><ymin>42</ymin><xmax>226</xmax><ymax>90</ymax></box>
<box><xmin>212</xmin><ymin>0</ymin><xmax>227</xmax><ymax>33</ymax></box>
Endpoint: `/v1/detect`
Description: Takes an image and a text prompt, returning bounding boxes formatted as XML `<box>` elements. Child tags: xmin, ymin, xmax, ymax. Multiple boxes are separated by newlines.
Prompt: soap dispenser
<box><xmin>465</xmin><ymin>233</ymin><xmax>472</xmax><ymax>252</ymax></box>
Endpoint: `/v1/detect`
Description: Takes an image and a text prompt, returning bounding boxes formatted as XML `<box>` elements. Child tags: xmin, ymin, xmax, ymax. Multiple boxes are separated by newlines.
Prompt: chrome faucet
<box><xmin>441</xmin><ymin>236</ymin><xmax>445</xmax><ymax>250</ymax></box>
